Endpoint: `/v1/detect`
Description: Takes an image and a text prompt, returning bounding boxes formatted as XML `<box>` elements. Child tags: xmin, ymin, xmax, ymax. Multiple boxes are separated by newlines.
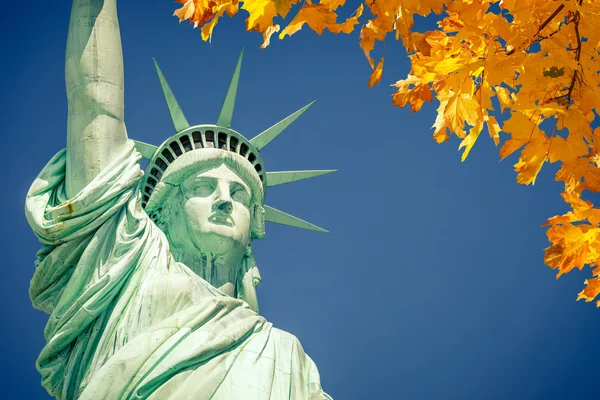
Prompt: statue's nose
<box><xmin>214</xmin><ymin>182</ymin><xmax>233</xmax><ymax>213</ymax></box>
<box><xmin>216</xmin><ymin>199</ymin><xmax>233</xmax><ymax>213</ymax></box>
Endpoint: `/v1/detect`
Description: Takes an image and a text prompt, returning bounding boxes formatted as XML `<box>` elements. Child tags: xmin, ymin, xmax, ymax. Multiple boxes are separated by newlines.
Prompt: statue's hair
<box><xmin>251</xmin><ymin>204</ymin><xmax>265</xmax><ymax>240</ymax></box>
<box><xmin>145</xmin><ymin>148</ymin><xmax>265</xmax><ymax>240</ymax></box>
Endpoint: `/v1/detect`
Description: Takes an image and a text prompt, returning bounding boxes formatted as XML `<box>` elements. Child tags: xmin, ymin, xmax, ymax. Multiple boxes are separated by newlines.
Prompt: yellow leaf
<box><xmin>201</xmin><ymin>2</ymin><xmax>239</xmax><ymax>41</ymax></box>
<box><xmin>409</xmin><ymin>30</ymin><xmax>450</xmax><ymax>58</ymax></box>
<box><xmin>395</xmin><ymin>6</ymin><xmax>416</xmax><ymax>52</ymax></box>
<box><xmin>201</xmin><ymin>16</ymin><xmax>219</xmax><ymax>41</ymax></box>
<box><xmin>442</xmin><ymin>91</ymin><xmax>481</xmax><ymax>138</ymax></box>
<box><xmin>326</xmin><ymin>3</ymin><xmax>363</xmax><ymax>34</ymax></box>
<box><xmin>494</xmin><ymin>87</ymin><xmax>515</xmax><ymax>113</ymax></box>
<box><xmin>243</xmin><ymin>0</ymin><xmax>277</xmax><ymax>31</ymax></box>
<box><xmin>260</xmin><ymin>24</ymin><xmax>281</xmax><ymax>48</ymax></box>
<box><xmin>499</xmin><ymin>112</ymin><xmax>540</xmax><ymax>159</ymax></box>
<box><xmin>279</xmin><ymin>3</ymin><xmax>362</xmax><ymax>39</ymax></box>
<box><xmin>392</xmin><ymin>75</ymin><xmax>432</xmax><ymax>112</ymax></box>
<box><xmin>486</xmin><ymin>115</ymin><xmax>501</xmax><ymax>146</ymax></box>
<box><xmin>459</xmin><ymin>119</ymin><xmax>483</xmax><ymax>161</ymax></box>
<box><xmin>558</xmin><ymin>110</ymin><xmax>594</xmax><ymax>136</ymax></box>
<box><xmin>174</xmin><ymin>0</ymin><xmax>196</xmax><ymax>21</ymax></box>
<box><xmin>358</xmin><ymin>24</ymin><xmax>377</xmax><ymax>68</ymax></box>
<box><xmin>544</xmin><ymin>214</ymin><xmax>577</xmax><ymax>227</ymax></box>
<box><xmin>418</xmin><ymin>0</ymin><xmax>446</xmax><ymax>15</ymax></box>
<box><xmin>432</xmin><ymin>94</ymin><xmax>451</xmax><ymax>143</ymax></box>
<box><xmin>359</xmin><ymin>12</ymin><xmax>394</xmax><ymax>68</ymax></box>
<box><xmin>319</xmin><ymin>0</ymin><xmax>346</xmax><ymax>11</ymax></box>
<box><xmin>173</xmin><ymin>0</ymin><xmax>240</xmax><ymax>41</ymax></box>
<box><xmin>548</xmin><ymin>132</ymin><xmax>588</xmax><ymax>164</ymax></box>
<box><xmin>368</xmin><ymin>57</ymin><xmax>384</xmax><ymax>88</ymax></box>
<box><xmin>514</xmin><ymin>137</ymin><xmax>548</xmax><ymax>185</ymax></box>
<box><xmin>561</xmin><ymin>192</ymin><xmax>600</xmax><ymax>226</ymax></box>
<box><xmin>578</xmin><ymin>276</ymin><xmax>600</xmax><ymax>303</ymax></box>
<box><xmin>273</xmin><ymin>0</ymin><xmax>300</xmax><ymax>18</ymax></box>
<box><xmin>545</xmin><ymin>223</ymin><xmax>599</xmax><ymax>278</ymax></box>
<box><xmin>555</xmin><ymin>158</ymin><xmax>600</xmax><ymax>194</ymax></box>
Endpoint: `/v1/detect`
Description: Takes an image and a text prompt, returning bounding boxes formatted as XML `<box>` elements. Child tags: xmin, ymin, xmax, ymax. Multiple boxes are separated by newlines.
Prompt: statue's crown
<box><xmin>134</xmin><ymin>49</ymin><xmax>334</xmax><ymax>233</ymax></box>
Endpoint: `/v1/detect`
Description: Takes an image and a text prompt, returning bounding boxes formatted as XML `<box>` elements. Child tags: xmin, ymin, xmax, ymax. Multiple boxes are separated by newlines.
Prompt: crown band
<box><xmin>141</xmin><ymin>124</ymin><xmax>265</xmax><ymax>209</ymax></box>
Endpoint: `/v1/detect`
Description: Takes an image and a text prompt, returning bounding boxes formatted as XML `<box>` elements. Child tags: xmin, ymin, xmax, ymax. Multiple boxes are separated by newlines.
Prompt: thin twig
<box><xmin>509</xmin><ymin>3</ymin><xmax>569</xmax><ymax>54</ymax></box>
<box><xmin>565</xmin><ymin>5</ymin><xmax>583</xmax><ymax>107</ymax></box>
<box><xmin>534</xmin><ymin>3</ymin><xmax>565</xmax><ymax>39</ymax></box>
<box><xmin>536</xmin><ymin>27</ymin><xmax>564</xmax><ymax>42</ymax></box>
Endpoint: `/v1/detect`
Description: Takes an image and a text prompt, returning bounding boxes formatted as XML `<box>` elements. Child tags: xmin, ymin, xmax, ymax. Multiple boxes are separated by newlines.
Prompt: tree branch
<box><xmin>543</xmin><ymin>2</ymin><xmax>584</xmax><ymax>107</ymax></box>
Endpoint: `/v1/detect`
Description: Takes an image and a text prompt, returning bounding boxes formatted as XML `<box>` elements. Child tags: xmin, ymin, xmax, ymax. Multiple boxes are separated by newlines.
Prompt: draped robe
<box><xmin>25</xmin><ymin>142</ymin><xmax>331</xmax><ymax>400</ymax></box>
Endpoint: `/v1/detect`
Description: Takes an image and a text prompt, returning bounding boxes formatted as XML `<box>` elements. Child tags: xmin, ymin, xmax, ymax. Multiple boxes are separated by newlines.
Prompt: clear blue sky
<box><xmin>2</xmin><ymin>1</ymin><xmax>600</xmax><ymax>399</ymax></box>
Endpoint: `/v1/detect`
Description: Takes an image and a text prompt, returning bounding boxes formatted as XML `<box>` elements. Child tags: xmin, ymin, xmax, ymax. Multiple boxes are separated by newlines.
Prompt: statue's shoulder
<box><xmin>269</xmin><ymin>326</ymin><xmax>304</xmax><ymax>354</ymax></box>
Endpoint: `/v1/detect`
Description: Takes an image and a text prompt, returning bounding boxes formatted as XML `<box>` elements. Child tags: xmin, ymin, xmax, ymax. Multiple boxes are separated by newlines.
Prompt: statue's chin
<box><xmin>167</xmin><ymin>218</ymin><xmax>249</xmax><ymax>267</ymax></box>
<box><xmin>189</xmin><ymin>229</ymin><xmax>247</xmax><ymax>266</ymax></box>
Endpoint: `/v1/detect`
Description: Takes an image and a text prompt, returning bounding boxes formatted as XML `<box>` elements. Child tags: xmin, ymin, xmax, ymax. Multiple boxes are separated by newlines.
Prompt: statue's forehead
<box><xmin>184</xmin><ymin>165</ymin><xmax>250</xmax><ymax>191</ymax></box>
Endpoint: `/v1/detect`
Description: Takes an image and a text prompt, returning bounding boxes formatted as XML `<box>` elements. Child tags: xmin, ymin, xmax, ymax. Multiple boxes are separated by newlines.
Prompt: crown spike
<box><xmin>133</xmin><ymin>140</ymin><xmax>159</xmax><ymax>159</ymax></box>
<box><xmin>217</xmin><ymin>48</ymin><xmax>244</xmax><ymax>128</ymax></box>
<box><xmin>264</xmin><ymin>205</ymin><xmax>329</xmax><ymax>233</ymax></box>
<box><xmin>266</xmin><ymin>170</ymin><xmax>337</xmax><ymax>187</ymax></box>
<box><xmin>249</xmin><ymin>101</ymin><xmax>315</xmax><ymax>151</ymax></box>
<box><xmin>153</xmin><ymin>59</ymin><xmax>190</xmax><ymax>132</ymax></box>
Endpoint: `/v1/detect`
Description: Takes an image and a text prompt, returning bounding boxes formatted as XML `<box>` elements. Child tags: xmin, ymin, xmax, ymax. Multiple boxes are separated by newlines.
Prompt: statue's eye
<box><xmin>190</xmin><ymin>180</ymin><xmax>215</xmax><ymax>197</ymax></box>
<box><xmin>231</xmin><ymin>186</ymin><xmax>250</xmax><ymax>207</ymax></box>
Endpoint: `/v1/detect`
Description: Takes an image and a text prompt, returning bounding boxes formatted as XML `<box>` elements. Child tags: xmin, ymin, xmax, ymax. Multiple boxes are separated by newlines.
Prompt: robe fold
<box><xmin>25</xmin><ymin>142</ymin><xmax>331</xmax><ymax>400</ymax></box>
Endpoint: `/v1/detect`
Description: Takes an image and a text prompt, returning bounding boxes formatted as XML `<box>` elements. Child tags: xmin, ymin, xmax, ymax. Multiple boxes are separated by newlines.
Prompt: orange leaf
<box><xmin>577</xmin><ymin>276</ymin><xmax>600</xmax><ymax>303</ymax></box>
<box><xmin>368</xmin><ymin>57</ymin><xmax>384</xmax><ymax>88</ymax></box>
<box><xmin>545</xmin><ymin>223</ymin><xmax>598</xmax><ymax>278</ymax></box>
<box><xmin>359</xmin><ymin>14</ymin><xmax>393</xmax><ymax>68</ymax></box>
<box><xmin>173</xmin><ymin>0</ymin><xmax>240</xmax><ymax>41</ymax></box>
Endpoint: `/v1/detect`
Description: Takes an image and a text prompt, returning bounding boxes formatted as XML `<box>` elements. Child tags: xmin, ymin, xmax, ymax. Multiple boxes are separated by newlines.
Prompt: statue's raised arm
<box><xmin>65</xmin><ymin>0</ymin><xmax>128</xmax><ymax>198</ymax></box>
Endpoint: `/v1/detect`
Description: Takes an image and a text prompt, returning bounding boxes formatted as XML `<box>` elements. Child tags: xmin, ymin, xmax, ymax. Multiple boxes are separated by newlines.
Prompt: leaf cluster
<box><xmin>173</xmin><ymin>0</ymin><xmax>600</xmax><ymax>306</ymax></box>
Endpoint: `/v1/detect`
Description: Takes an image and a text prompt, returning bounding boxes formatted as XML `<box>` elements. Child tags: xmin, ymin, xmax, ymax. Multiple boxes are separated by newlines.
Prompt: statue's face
<box><xmin>170</xmin><ymin>164</ymin><xmax>252</xmax><ymax>265</ymax></box>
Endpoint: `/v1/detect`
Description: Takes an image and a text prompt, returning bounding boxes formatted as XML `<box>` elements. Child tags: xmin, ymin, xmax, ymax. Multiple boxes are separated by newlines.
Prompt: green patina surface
<box><xmin>25</xmin><ymin>1</ymin><xmax>335</xmax><ymax>399</ymax></box>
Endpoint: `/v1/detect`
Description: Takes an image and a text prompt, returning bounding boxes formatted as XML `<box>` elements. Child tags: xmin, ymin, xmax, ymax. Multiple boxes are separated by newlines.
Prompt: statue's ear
<box><xmin>250</xmin><ymin>204</ymin><xmax>265</xmax><ymax>240</ymax></box>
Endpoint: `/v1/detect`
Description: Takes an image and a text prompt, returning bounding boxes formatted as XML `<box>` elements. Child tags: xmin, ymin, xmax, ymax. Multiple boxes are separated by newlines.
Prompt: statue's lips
<box><xmin>209</xmin><ymin>212</ymin><xmax>234</xmax><ymax>227</ymax></box>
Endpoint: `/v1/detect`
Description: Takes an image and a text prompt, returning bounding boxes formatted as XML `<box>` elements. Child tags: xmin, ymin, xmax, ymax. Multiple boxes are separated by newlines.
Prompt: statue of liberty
<box><xmin>24</xmin><ymin>1</ymin><xmax>335</xmax><ymax>398</ymax></box>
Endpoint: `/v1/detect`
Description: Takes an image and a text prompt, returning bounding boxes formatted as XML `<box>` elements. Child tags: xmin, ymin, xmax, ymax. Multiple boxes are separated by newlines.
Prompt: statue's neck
<box><xmin>171</xmin><ymin>249</ymin><xmax>239</xmax><ymax>297</ymax></box>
